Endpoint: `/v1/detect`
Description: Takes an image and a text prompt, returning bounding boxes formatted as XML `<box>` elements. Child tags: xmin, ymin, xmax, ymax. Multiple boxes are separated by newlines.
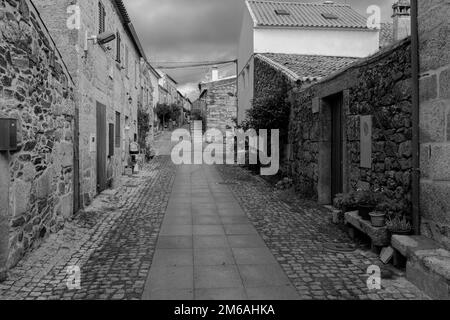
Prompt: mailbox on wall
<box><xmin>0</xmin><ymin>118</ymin><xmax>18</xmax><ymax>151</ymax></box>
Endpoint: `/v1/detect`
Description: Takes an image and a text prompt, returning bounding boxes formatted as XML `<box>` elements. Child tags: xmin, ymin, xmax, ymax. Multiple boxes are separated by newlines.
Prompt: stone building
<box><xmin>157</xmin><ymin>70</ymin><xmax>178</xmax><ymax>105</ymax></box>
<box><xmin>35</xmin><ymin>0</ymin><xmax>148</xmax><ymax>208</ymax></box>
<box><xmin>0</xmin><ymin>0</ymin><xmax>75</xmax><ymax>271</ymax></box>
<box><xmin>199</xmin><ymin>69</ymin><xmax>237</xmax><ymax>135</ymax></box>
<box><xmin>418</xmin><ymin>0</ymin><xmax>450</xmax><ymax>250</ymax></box>
<box><xmin>286</xmin><ymin>39</ymin><xmax>412</xmax><ymax>209</ymax></box>
<box><xmin>237</xmin><ymin>0</ymin><xmax>380</xmax><ymax>124</ymax></box>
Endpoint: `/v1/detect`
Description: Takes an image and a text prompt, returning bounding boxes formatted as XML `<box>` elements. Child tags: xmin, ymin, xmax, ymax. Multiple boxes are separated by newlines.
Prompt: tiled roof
<box><xmin>380</xmin><ymin>22</ymin><xmax>393</xmax><ymax>47</ymax></box>
<box><xmin>246</xmin><ymin>0</ymin><xmax>369</xmax><ymax>29</ymax></box>
<box><xmin>256</xmin><ymin>53</ymin><xmax>358</xmax><ymax>82</ymax></box>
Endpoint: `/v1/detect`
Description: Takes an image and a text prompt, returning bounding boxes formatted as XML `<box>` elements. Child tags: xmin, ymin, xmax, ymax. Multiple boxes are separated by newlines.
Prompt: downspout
<box><xmin>411</xmin><ymin>0</ymin><xmax>420</xmax><ymax>235</ymax></box>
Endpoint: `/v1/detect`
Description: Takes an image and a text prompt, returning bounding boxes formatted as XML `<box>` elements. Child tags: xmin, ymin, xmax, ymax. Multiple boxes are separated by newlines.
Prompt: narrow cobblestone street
<box><xmin>0</xmin><ymin>132</ymin><xmax>429</xmax><ymax>300</ymax></box>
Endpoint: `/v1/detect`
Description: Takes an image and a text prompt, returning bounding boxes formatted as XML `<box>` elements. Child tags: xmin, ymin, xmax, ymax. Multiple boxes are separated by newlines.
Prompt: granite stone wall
<box><xmin>288</xmin><ymin>39</ymin><xmax>413</xmax><ymax>209</ymax></box>
<box><xmin>35</xmin><ymin>0</ymin><xmax>142</xmax><ymax>206</ymax></box>
<box><xmin>0</xmin><ymin>0</ymin><xmax>75</xmax><ymax>268</ymax></box>
<box><xmin>418</xmin><ymin>0</ymin><xmax>450</xmax><ymax>250</ymax></box>
<box><xmin>200</xmin><ymin>77</ymin><xmax>237</xmax><ymax>134</ymax></box>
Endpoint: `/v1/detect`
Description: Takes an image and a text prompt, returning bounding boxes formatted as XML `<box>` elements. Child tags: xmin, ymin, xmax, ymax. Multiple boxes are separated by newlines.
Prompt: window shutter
<box><xmin>99</xmin><ymin>2</ymin><xmax>105</xmax><ymax>34</ymax></box>
<box><xmin>115</xmin><ymin>112</ymin><xmax>121</xmax><ymax>148</ymax></box>
<box><xmin>116</xmin><ymin>32</ymin><xmax>121</xmax><ymax>63</ymax></box>
<box><xmin>108</xmin><ymin>123</ymin><xmax>114</xmax><ymax>156</ymax></box>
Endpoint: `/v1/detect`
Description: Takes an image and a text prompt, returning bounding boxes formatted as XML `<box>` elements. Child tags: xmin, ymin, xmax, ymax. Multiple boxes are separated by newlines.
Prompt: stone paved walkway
<box><xmin>216</xmin><ymin>165</ymin><xmax>430</xmax><ymax>300</ymax></box>
<box><xmin>0</xmin><ymin>156</ymin><xmax>176</xmax><ymax>300</ymax></box>
<box><xmin>0</xmin><ymin>130</ymin><xmax>429</xmax><ymax>300</ymax></box>
<box><xmin>142</xmin><ymin>165</ymin><xmax>300</xmax><ymax>300</ymax></box>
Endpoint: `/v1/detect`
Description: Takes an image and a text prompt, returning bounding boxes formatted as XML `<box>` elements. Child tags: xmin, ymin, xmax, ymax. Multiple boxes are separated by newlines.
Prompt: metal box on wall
<box><xmin>0</xmin><ymin>118</ymin><xmax>18</xmax><ymax>151</ymax></box>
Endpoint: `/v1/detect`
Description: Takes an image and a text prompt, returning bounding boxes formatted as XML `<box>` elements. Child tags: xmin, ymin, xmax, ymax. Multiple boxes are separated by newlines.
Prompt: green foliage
<box><xmin>155</xmin><ymin>103</ymin><xmax>171</xmax><ymax>126</ymax></box>
<box><xmin>243</xmin><ymin>94</ymin><xmax>290</xmax><ymax>142</ymax></box>
<box><xmin>169</xmin><ymin>103</ymin><xmax>182</xmax><ymax>122</ymax></box>
<box><xmin>333</xmin><ymin>190</ymin><xmax>385</xmax><ymax>211</ymax></box>
<box><xmin>191</xmin><ymin>109</ymin><xmax>203</xmax><ymax>121</ymax></box>
<box><xmin>386</xmin><ymin>215</ymin><xmax>412</xmax><ymax>232</ymax></box>
<box><xmin>137</xmin><ymin>108</ymin><xmax>150</xmax><ymax>149</ymax></box>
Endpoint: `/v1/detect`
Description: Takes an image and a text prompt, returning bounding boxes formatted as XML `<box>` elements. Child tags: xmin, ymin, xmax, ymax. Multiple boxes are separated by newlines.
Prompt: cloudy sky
<box><xmin>126</xmin><ymin>0</ymin><xmax>396</xmax><ymax>100</ymax></box>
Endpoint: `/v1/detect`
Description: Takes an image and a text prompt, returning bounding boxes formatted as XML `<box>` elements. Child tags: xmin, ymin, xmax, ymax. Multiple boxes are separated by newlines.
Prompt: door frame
<box><xmin>317</xmin><ymin>91</ymin><xmax>348</xmax><ymax>204</ymax></box>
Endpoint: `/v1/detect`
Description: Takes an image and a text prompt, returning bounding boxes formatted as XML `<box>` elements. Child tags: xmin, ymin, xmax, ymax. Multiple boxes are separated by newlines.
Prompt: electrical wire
<box><xmin>153</xmin><ymin>59</ymin><xmax>237</xmax><ymax>70</ymax></box>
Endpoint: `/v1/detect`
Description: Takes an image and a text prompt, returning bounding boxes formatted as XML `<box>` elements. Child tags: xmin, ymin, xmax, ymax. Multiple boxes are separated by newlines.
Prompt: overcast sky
<box><xmin>126</xmin><ymin>0</ymin><xmax>396</xmax><ymax>100</ymax></box>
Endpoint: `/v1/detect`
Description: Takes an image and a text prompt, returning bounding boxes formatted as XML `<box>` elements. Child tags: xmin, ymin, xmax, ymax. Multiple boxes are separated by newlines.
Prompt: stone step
<box><xmin>392</xmin><ymin>235</ymin><xmax>450</xmax><ymax>300</ymax></box>
<box><xmin>344</xmin><ymin>211</ymin><xmax>390</xmax><ymax>247</ymax></box>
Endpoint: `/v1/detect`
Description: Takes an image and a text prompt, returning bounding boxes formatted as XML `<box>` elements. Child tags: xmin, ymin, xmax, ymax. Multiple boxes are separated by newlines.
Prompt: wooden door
<box><xmin>96</xmin><ymin>102</ymin><xmax>107</xmax><ymax>193</ymax></box>
<box><xmin>331</xmin><ymin>93</ymin><xmax>343</xmax><ymax>199</ymax></box>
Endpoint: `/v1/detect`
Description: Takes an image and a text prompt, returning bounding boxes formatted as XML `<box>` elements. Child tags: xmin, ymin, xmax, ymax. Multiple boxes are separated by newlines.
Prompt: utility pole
<box><xmin>0</xmin><ymin>151</ymin><xmax>9</xmax><ymax>282</ymax></box>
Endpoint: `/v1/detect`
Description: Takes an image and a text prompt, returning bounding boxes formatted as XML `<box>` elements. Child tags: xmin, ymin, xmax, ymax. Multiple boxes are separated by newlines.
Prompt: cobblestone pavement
<box><xmin>216</xmin><ymin>165</ymin><xmax>430</xmax><ymax>300</ymax></box>
<box><xmin>0</xmin><ymin>155</ymin><xmax>176</xmax><ymax>300</ymax></box>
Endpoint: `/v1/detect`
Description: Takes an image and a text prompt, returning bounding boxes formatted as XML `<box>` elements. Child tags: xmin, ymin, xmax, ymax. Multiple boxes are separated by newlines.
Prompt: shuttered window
<box><xmin>108</xmin><ymin>123</ymin><xmax>114</xmax><ymax>156</ymax></box>
<box><xmin>124</xmin><ymin>45</ymin><xmax>129</xmax><ymax>77</ymax></box>
<box><xmin>99</xmin><ymin>2</ymin><xmax>106</xmax><ymax>34</ymax></box>
<box><xmin>115</xmin><ymin>112</ymin><xmax>121</xmax><ymax>148</ymax></box>
<box><xmin>116</xmin><ymin>32</ymin><xmax>121</xmax><ymax>63</ymax></box>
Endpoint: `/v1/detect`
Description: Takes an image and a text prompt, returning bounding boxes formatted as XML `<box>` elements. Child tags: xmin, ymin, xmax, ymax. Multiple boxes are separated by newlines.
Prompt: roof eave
<box><xmin>112</xmin><ymin>0</ymin><xmax>147</xmax><ymax>60</ymax></box>
<box><xmin>254</xmin><ymin>25</ymin><xmax>375</xmax><ymax>31</ymax></box>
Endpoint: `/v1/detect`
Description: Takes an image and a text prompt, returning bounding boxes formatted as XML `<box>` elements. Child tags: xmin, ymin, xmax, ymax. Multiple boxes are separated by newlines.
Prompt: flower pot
<box><xmin>358</xmin><ymin>205</ymin><xmax>373</xmax><ymax>221</ymax></box>
<box><xmin>369</xmin><ymin>212</ymin><xmax>386</xmax><ymax>227</ymax></box>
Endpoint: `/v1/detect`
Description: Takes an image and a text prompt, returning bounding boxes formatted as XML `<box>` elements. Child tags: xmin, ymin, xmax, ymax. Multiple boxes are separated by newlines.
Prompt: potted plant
<box><xmin>353</xmin><ymin>190</ymin><xmax>381</xmax><ymax>221</ymax></box>
<box><xmin>369</xmin><ymin>211</ymin><xmax>386</xmax><ymax>227</ymax></box>
<box><xmin>386</xmin><ymin>215</ymin><xmax>412</xmax><ymax>235</ymax></box>
<box><xmin>333</xmin><ymin>193</ymin><xmax>357</xmax><ymax>212</ymax></box>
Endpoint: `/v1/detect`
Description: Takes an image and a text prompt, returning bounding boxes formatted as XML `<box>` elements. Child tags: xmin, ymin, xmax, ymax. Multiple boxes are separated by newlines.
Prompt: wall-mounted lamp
<box><xmin>84</xmin><ymin>31</ymin><xmax>116</xmax><ymax>57</ymax></box>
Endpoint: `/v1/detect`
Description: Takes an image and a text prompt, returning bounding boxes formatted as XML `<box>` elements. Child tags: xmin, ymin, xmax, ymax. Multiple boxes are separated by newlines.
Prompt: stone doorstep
<box><xmin>344</xmin><ymin>211</ymin><xmax>390</xmax><ymax>247</ymax></box>
<box><xmin>391</xmin><ymin>235</ymin><xmax>450</xmax><ymax>299</ymax></box>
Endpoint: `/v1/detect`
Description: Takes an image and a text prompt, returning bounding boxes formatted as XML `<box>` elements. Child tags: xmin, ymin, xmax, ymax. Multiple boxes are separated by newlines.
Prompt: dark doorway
<box><xmin>329</xmin><ymin>93</ymin><xmax>344</xmax><ymax>200</ymax></box>
<box><xmin>96</xmin><ymin>102</ymin><xmax>107</xmax><ymax>193</ymax></box>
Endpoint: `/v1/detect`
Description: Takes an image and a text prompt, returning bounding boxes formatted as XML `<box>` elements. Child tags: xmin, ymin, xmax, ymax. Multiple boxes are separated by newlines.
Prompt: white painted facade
<box><xmin>237</xmin><ymin>3</ymin><xmax>380</xmax><ymax>123</ymax></box>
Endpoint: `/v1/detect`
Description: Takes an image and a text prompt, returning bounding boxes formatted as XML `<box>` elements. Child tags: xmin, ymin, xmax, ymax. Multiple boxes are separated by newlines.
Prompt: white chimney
<box><xmin>211</xmin><ymin>67</ymin><xmax>219</xmax><ymax>82</ymax></box>
<box><xmin>392</xmin><ymin>0</ymin><xmax>411</xmax><ymax>41</ymax></box>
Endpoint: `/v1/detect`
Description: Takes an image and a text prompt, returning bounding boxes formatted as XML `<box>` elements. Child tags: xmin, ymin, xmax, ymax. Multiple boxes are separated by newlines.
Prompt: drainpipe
<box><xmin>411</xmin><ymin>0</ymin><xmax>420</xmax><ymax>235</ymax></box>
<box><xmin>0</xmin><ymin>151</ymin><xmax>10</xmax><ymax>282</ymax></box>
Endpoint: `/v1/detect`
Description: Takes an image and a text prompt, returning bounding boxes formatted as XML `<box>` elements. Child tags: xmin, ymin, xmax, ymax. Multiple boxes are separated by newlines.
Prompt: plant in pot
<box><xmin>368</xmin><ymin>199</ymin><xmax>395</xmax><ymax>227</ymax></box>
<box><xmin>353</xmin><ymin>190</ymin><xmax>382</xmax><ymax>221</ymax></box>
<box><xmin>333</xmin><ymin>193</ymin><xmax>357</xmax><ymax>212</ymax></box>
<box><xmin>369</xmin><ymin>211</ymin><xmax>386</xmax><ymax>227</ymax></box>
<box><xmin>386</xmin><ymin>215</ymin><xmax>412</xmax><ymax>235</ymax></box>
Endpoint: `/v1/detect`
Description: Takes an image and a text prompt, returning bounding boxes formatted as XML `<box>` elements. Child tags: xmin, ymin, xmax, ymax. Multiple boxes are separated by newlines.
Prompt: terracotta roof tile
<box><xmin>257</xmin><ymin>53</ymin><xmax>358</xmax><ymax>82</ymax></box>
<box><xmin>247</xmin><ymin>0</ymin><xmax>369</xmax><ymax>29</ymax></box>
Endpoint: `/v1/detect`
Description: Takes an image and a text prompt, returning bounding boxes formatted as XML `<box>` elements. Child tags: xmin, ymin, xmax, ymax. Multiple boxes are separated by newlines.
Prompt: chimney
<box><xmin>211</xmin><ymin>67</ymin><xmax>219</xmax><ymax>82</ymax></box>
<box><xmin>392</xmin><ymin>0</ymin><xmax>411</xmax><ymax>41</ymax></box>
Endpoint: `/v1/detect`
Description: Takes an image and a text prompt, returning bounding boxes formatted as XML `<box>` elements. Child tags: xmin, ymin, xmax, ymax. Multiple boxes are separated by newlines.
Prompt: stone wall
<box><xmin>254</xmin><ymin>56</ymin><xmax>293</xmax><ymax>104</ymax></box>
<box><xmin>35</xmin><ymin>0</ymin><xmax>142</xmax><ymax>206</ymax></box>
<box><xmin>200</xmin><ymin>77</ymin><xmax>237</xmax><ymax>133</ymax></box>
<box><xmin>0</xmin><ymin>0</ymin><xmax>75</xmax><ymax>268</ymax></box>
<box><xmin>288</xmin><ymin>39</ymin><xmax>413</xmax><ymax>209</ymax></box>
<box><xmin>418</xmin><ymin>0</ymin><xmax>450</xmax><ymax>250</ymax></box>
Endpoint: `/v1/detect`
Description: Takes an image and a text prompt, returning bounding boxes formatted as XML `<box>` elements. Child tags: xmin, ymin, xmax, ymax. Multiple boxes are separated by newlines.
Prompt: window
<box><xmin>98</xmin><ymin>1</ymin><xmax>106</xmax><ymax>34</ymax></box>
<box><xmin>115</xmin><ymin>112</ymin><xmax>121</xmax><ymax>147</ymax></box>
<box><xmin>116</xmin><ymin>32</ymin><xmax>121</xmax><ymax>63</ymax></box>
<box><xmin>322</xmin><ymin>13</ymin><xmax>339</xmax><ymax>19</ymax></box>
<box><xmin>108</xmin><ymin>123</ymin><xmax>114</xmax><ymax>156</ymax></box>
<box><xmin>275</xmin><ymin>9</ymin><xmax>290</xmax><ymax>16</ymax></box>
<box><xmin>125</xmin><ymin>45</ymin><xmax>129</xmax><ymax>77</ymax></box>
<box><xmin>245</xmin><ymin>65</ymin><xmax>250</xmax><ymax>87</ymax></box>
<box><xmin>135</xmin><ymin>61</ymin><xmax>138</xmax><ymax>88</ymax></box>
